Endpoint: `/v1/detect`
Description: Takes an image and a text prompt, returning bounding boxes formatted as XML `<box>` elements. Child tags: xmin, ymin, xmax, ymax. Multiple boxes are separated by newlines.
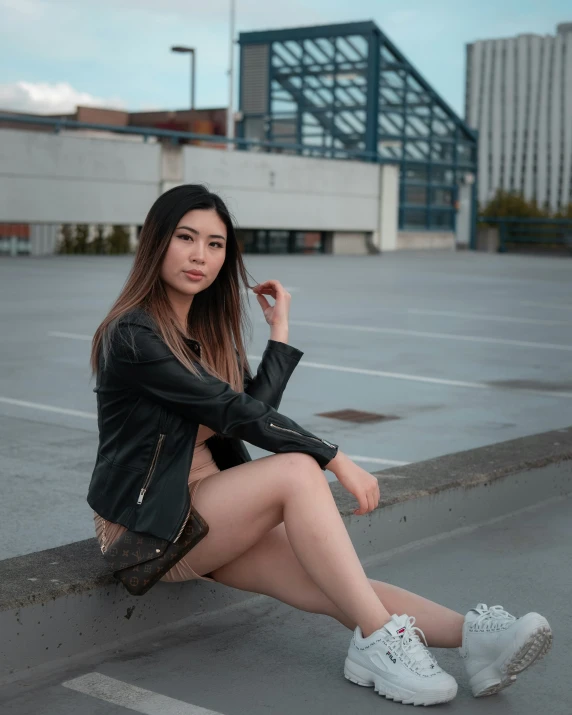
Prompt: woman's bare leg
<box><xmin>211</xmin><ymin>523</ymin><xmax>463</xmax><ymax>648</ymax></box>
<box><xmin>185</xmin><ymin>452</ymin><xmax>390</xmax><ymax>637</ymax></box>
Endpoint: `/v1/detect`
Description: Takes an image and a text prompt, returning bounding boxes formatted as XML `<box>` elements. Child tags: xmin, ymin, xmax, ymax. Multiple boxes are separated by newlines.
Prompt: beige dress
<box><xmin>94</xmin><ymin>424</ymin><xmax>219</xmax><ymax>582</ymax></box>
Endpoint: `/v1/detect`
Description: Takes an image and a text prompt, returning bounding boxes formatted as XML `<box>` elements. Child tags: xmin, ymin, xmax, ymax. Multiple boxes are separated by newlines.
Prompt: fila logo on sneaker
<box><xmin>345</xmin><ymin>616</ymin><xmax>459</xmax><ymax>705</ymax></box>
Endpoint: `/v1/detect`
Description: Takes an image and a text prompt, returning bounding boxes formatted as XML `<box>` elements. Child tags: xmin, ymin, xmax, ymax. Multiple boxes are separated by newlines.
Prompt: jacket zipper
<box><xmin>137</xmin><ymin>433</ymin><xmax>166</xmax><ymax>505</ymax></box>
<box><xmin>268</xmin><ymin>422</ymin><xmax>336</xmax><ymax>449</ymax></box>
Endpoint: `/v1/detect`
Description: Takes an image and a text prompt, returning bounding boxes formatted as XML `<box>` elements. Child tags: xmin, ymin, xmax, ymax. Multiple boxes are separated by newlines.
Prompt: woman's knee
<box><xmin>276</xmin><ymin>452</ymin><xmax>329</xmax><ymax>495</ymax></box>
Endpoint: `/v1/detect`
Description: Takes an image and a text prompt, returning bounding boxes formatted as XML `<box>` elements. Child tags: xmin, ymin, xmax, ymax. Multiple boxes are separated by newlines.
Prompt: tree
<box><xmin>92</xmin><ymin>225</ymin><xmax>107</xmax><ymax>254</ymax></box>
<box><xmin>74</xmin><ymin>224</ymin><xmax>89</xmax><ymax>254</ymax></box>
<box><xmin>554</xmin><ymin>203</ymin><xmax>572</xmax><ymax>219</ymax></box>
<box><xmin>57</xmin><ymin>225</ymin><xmax>75</xmax><ymax>254</ymax></box>
<box><xmin>480</xmin><ymin>189</ymin><xmax>549</xmax><ymax>219</ymax></box>
<box><xmin>107</xmin><ymin>225</ymin><xmax>131</xmax><ymax>254</ymax></box>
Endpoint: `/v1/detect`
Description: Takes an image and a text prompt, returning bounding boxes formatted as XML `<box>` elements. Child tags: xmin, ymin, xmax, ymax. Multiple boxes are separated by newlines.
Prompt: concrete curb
<box><xmin>1</xmin><ymin>426</ymin><xmax>571</xmax><ymax>685</ymax></box>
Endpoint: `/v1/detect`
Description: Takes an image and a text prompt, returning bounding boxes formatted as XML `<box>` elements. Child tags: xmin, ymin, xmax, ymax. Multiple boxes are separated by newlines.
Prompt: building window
<box><xmin>402</xmin><ymin>208</ymin><xmax>427</xmax><ymax>229</ymax></box>
<box><xmin>404</xmin><ymin>164</ymin><xmax>428</xmax><ymax>182</ymax></box>
<box><xmin>429</xmin><ymin>209</ymin><xmax>454</xmax><ymax>230</ymax></box>
<box><xmin>432</xmin><ymin>188</ymin><xmax>453</xmax><ymax>205</ymax></box>
<box><xmin>404</xmin><ymin>185</ymin><xmax>427</xmax><ymax>204</ymax></box>
<box><xmin>431</xmin><ymin>167</ymin><xmax>454</xmax><ymax>183</ymax></box>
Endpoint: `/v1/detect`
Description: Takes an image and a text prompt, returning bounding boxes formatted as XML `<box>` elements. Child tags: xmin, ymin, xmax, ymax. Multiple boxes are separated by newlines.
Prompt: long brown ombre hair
<box><xmin>90</xmin><ymin>184</ymin><xmax>254</xmax><ymax>391</ymax></box>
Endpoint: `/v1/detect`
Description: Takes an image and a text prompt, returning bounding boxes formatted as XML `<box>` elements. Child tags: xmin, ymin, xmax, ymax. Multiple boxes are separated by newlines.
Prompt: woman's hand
<box><xmin>252</xmin><ymin>280</ymin><xmax>291</xmax><ymax>338</ymax></box>
<box><xmin>325</xmin><ymin>451</ymin><xmax>381</xmax><ymax>516</ymax></box>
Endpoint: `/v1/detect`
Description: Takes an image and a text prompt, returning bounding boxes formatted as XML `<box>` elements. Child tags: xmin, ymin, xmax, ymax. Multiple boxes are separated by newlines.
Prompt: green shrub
<box><xmin>57</xmin><ymin>225</ymin><xmax>75</xmax><ymax>254</ymax></box>
<box><xmin>74</xmin><ymin>224</ymin><xmax>89</xmax><ymax>254</ymax></box>
<box><xmin>480</xmin><ymin>190</ymin><xmax>572</xmax><ymax>221</ymax></box>
<box><xmin>91</xmin><ymin>225</ymin><xmax>107</xmax><ymax>254</ymax></box>
<box><xmin>107</xmin><ymin>225</ymin><xmax>131</xmax><ymax>254</ymax></box>
<box><xmin>57</xmin><ymin>224</ymin><xmax>132</xmax><ymax>254</ymax></box>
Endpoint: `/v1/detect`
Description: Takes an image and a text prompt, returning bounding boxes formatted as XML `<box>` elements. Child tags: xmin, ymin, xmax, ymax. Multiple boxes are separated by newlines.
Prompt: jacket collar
<box><xmin>122</xmin><ymin>308</ymin><xmax>201</xmax><ymax>355</ymax></box>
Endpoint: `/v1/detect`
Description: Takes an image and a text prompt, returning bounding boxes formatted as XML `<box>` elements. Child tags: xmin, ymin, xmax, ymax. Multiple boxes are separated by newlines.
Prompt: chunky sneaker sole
<box><xmin>470</xmin><ymin>613</ymin><xmax>552</xmax><ymax>697</ymax></box>
<box><xmin>344</xmin><ymin>657</ymin><xmax>458</xmax><ymax>706</ymax></box>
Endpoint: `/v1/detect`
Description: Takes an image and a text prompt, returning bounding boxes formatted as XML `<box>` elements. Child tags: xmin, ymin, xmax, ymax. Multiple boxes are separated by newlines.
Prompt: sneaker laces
<box><xmin>393</xmin><ymin>616</ymin><xmax>438</xmax><ymax>672</ymax></box>
<box><xmin>473</xmin><ymin>604</ymin><xmax>516</xmax><ymax>631</ymax></box>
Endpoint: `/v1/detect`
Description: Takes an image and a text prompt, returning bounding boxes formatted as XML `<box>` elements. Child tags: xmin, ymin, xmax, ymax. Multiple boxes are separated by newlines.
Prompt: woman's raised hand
<box><xmin>252</xmin><ymin>280</ymin><xmax>291</xmax><ymax>329</ymax></box>
<box><xmin>252</xmin><ymin>282</ymin><xmax>378</xmax><ymax>515</ymax></box>
<box><xmin>325</xmin><ymin>451</ymin><xmax>381</xmax><ymax>516</ymax></box>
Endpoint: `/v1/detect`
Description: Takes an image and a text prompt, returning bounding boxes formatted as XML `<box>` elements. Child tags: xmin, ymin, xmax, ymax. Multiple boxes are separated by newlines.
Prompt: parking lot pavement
<box><xmin>0</xmin><ymin>492</ymin><xmax>569</xmax><ymax>715</ymax></box>
<box><xmin>1</xmin><ymin>251</ymin><xmax>572</xmax><ymax>557</ymax></box>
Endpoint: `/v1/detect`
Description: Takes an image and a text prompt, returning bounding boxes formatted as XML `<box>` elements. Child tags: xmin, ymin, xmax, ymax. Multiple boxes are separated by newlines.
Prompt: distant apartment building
<box><xmin>465</xmin><ymin>22</ymin><xmax>572</xmax><ymax>211</ymax></box>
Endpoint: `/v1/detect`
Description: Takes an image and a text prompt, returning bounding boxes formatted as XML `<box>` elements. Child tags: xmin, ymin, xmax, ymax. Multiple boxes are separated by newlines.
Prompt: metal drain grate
<box><xmin>316</xmin><ymin>409</ymin><xmax>399</xmax><ymax>424</ymax></box>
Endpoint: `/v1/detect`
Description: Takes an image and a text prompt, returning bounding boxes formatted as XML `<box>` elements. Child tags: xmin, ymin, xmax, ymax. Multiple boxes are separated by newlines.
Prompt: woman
<box><xmin>88</xmin><ymin>184</ymin><xmax>551</xmax><ymax>707</ymax></box>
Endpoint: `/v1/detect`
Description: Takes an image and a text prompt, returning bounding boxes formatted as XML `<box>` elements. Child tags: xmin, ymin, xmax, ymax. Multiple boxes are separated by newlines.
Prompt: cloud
<box><xmin>0</xmin><ymin>81</ymin><xmax>125</xmax><ymax>114</ymax></box>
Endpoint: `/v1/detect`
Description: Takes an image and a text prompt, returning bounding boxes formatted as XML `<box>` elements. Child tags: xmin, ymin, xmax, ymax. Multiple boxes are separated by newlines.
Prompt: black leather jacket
<box><xmin>87</xmin><ymin>309</ymin><xmax>338</xmax><ymax>542</ymax></box>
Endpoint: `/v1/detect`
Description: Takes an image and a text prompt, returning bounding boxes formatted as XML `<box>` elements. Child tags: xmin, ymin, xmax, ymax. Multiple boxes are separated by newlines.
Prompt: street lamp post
<box><xmin>171</xmin><ymin>45</ymin><xmax>196</xmax><ymax>111</ymax></box>
<box><xmin>227</xmin><ymin>0</ymin><xmax>236</xmax><ymax>149</ymax></box>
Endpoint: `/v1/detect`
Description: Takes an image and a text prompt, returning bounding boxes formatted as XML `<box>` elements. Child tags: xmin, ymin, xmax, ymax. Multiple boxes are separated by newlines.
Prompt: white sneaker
<box><xmin>459</xmin><ymin>603</ymin><xmax>552</xmax><ymax>697</ymax></box>
<box><xmin>344</xmin><ymin>614</ymin><xmax>458</xmax><ymax>706</ymax></box>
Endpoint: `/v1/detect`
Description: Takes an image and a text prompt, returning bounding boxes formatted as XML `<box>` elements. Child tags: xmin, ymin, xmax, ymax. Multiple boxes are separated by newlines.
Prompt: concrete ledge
<box><xmin>1</xmin><ymin>426</ymin><xmax>571</xmax><ymax>684</ymax></box>
<box><xmin>367</xmin><ymin>423</ymin><xmax>572</xmax><ymax>511</ymax></box>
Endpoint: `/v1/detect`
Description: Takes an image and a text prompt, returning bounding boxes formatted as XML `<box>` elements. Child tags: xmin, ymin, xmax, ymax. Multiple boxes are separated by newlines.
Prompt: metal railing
<box><xmin>479</xmin><ymin>217</ymin><xmax>572</xmax><ymax>253</ymax></box>
<box><xmin>0</xmin><ymin>112</ymin><xmax>381</xmax><ymax>163</ymax></box>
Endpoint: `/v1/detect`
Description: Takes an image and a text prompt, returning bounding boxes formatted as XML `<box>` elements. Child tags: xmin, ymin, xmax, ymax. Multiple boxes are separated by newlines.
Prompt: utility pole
<box><xmin>226</xmin><ymin>0</ymin><xmax>236</xmax><ymax>149</ymax></box>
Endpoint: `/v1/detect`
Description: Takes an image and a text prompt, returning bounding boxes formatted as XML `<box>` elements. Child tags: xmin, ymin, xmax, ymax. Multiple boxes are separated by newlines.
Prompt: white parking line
<box><xmin>49</xmin><ymin>330</ymin><xmax>92</xmax><ymax>341</ymax></box>
<box><xmin>246</xmin><ymin>355</ymin><xmax>487</xmax><ymax>389</ymax></box>
<box><xmin>46</xmin><ymin>334</ymin><xmax>572</xmax><ymax>399</ymax></box>
<box><xmin>53</xmin><ymin>318</ymin><xmax>572</xmax><ymax>353</ymax></box>
<box><xmin>347</xmin><ymin>455</ymin><xmax>409</xmax><ymax>466</ymax></box>
<box><xmin>62</xmin><ymin>672</ymin><xmax>223</xmax><ymax>714</ymax></box>
<box><xmin>249</xmin><ymin>355</ymin><xmax>572</xmax><ymax>398</ymax></box>
<box><xmin>47</xmin><ymin>331</ymin><xmax>483</xmax><ymax>388</ymax></box>
<box><xmin>287</xmin><ymin>319</ymin><xmax>572</xmax><ymax>352</ymax></box>
<box><xmin>0</xmin><ymin>395</ymin><xmax>410</xmax><ymax>466</ymax></box>
<box><xmin>0</xmin><ymin>396</ymin><xmax>97</xmax><ymax>419</ymax></box>
<box><xmin>407</xmin><ymin>308</ymin><xmax>571</xmax><ymax>326</ymax></box>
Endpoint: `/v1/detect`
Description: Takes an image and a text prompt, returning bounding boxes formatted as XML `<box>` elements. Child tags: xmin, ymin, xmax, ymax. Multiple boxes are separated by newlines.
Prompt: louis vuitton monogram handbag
<box><xmin>100</xmin><ymin>507</ymin><xmax>209</xmax><ymax>596</ymax></box>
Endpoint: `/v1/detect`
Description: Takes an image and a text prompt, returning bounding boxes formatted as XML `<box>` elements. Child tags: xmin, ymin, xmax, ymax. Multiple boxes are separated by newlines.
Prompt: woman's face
<box><xmin>160</xmin><ymin>208</ymin><xmax>227</xmax><ymax>300</ymax></box>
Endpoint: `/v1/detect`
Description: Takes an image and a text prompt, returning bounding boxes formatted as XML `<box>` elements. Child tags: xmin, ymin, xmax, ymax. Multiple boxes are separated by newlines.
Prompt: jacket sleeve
<box><xmin>243</xmin><ymin>340</ymin><xmax>303</xmax><ymax>410</ymax></box>
<box><xmin>110</xmin><ymin>324</ymin><xmax>338</xmax><ymax>470</ymax></box>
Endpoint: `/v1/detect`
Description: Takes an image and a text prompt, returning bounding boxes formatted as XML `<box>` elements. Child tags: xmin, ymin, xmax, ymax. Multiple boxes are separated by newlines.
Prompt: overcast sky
<box><xmin>0</xmin><ymin>0</ymin><xmax>569</xmax><ymax>118</ymax></box>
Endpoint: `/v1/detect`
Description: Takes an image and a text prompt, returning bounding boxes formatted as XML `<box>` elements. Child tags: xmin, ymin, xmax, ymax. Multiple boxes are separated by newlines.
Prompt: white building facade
<box><xmin>465</xmin><ymin>22</ymin><xmax>572</xmax><ymax>211</ymax></box>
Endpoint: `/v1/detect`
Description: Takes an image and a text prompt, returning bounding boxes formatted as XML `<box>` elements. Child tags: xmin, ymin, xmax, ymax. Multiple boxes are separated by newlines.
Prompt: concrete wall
<box><xmin>0</xmin><ymin>129</ymin><xmax>454</xmax><ymax>255</ymax></box>
<box><xmin>331</xmin><ymin>232</ymin><xmax>370</xmax><ymax>255</ymax></box>
<box><xmin>376</xmin><ymin>164</ymin><xmax>399</xmax><ymax>251</ymax></box>
<box><xmin>29</xmin><ymin>224</ymin><xmax>59</xmax><ymax>256</ymax></box>
<box><xmin>182</xmin><ymin>147</ymin><xmax>380</xmax><ymax>232</ymax></box>
<box><xmin>0</xmin><ymin>130</ymin><xmax>160</xmax><ymax>224</ymax></box>
<box><xmin>0</xmin><ymin>130</ymin><xmax>380</xmax><ymax>235</ymax></box>
<box><xmin>397</xmin><ymin>230</ymin><xmax>456</xmax><ymax>250</ymax></box>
